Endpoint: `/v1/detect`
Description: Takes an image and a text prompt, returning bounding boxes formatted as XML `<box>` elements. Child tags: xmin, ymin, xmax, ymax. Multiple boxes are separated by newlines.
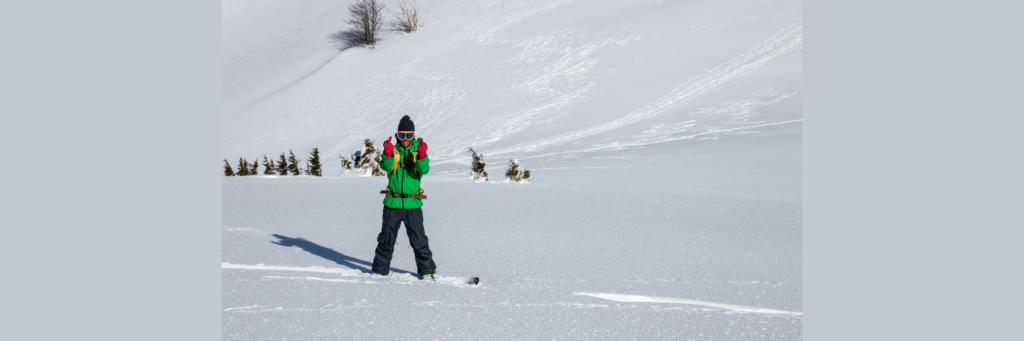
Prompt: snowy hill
<box><xmin>222</xmin><ymin>0</ymin><xmax>801</xmax><ymax>176</ymax></box>
<box><xmin>222</xmin><ymin>0</ymin><xmax>802</xmax><ymax>339</ymax></box>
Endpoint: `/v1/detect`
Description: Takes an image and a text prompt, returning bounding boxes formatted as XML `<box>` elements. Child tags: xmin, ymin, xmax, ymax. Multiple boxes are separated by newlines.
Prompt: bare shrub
<box><xmin>389</xmin><ymin>0</ymin><xmax>421</xmax><ymax>33</ymax></box>
<box><xmin>505</xmin><ymin>158</ymin><xmax>531</xmax><ymax>183</ymax></box>
<box><xmin>468</xmin><ymin>147</ymin><xmax>488</xmax><ymax>181</ymax></box>
<box><xmin>341</xmin><ymin>0</ymin><xmax>386</xmax><ymax>47</ymax></box>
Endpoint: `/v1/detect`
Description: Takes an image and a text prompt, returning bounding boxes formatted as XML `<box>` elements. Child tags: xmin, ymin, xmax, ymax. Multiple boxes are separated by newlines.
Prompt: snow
<box><xmin>573</xmin><ymin>292</ymin><xmax>802</xmax><ymax>316</ymax></box>
<box><xmin>223</xmin><ymin>0</ymin><xmax>802</xmax><ymax>339</ymax></box>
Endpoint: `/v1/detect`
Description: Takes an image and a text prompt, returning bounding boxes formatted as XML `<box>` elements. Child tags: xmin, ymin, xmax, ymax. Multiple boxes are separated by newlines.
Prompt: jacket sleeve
<box><xmin>416</xmin><ymin>156</ymin><xmax>429</xmax><ymax>176</ymax></box>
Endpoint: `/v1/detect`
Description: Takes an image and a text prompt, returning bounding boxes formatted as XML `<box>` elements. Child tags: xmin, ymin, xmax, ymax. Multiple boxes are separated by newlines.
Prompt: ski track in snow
<box><xmin>224</xmin><ymin>263</ymin><xmax>799</xmax><ymax>316</ymax></box>
<box><xmin>574</xmin><ymin>292</ymin><xmax>803</xmax><ymax>316</ymax></box>
<box><xmin>223</xmin><ymin>262</ymin><xmax>362</xmax><ymax>275</ymax></box>
<box><xmin>518</xmin><ymin>118</ymin><xmax>802</xmax><ymax>162</ymax></box>
<box><xmin>224</xmin><ymin>304</ymin><xmax>270</xmax><ymax>312</ymax></box>
<box><xmin>485</xmin><ymin>24</ymin><xmax>803</xmax><ymax>158</ymax></box>
<box><xmin>222</xmin><ymin>262</ymin><xmax>479</xmax><ymax>288</ymax></box>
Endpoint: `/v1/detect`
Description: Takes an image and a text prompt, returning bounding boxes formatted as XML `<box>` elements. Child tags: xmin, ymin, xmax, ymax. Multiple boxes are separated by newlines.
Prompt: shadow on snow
<box><xmin>270</xmin><ymin>234</ymin><xmax>414</xmax><ymax>275</ymax></box>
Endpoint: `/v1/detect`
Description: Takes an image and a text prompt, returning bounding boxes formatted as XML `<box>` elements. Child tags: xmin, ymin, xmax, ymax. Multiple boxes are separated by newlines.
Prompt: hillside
<box><xmin>222</xmin><ymin>0</ymin><xmax>802</xmax><ymax>177</ymax></box>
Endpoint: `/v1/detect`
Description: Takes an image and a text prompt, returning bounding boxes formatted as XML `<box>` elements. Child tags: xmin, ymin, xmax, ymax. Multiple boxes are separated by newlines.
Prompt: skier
<box><xmin>371</xmin><ymin>115</ymin><xmax>437</xmax><ymax>280</ymax></box>
<box><xmin>353</xmin><ymin>150</ymin><xmax>362</xmax><ymax>168</ymax></box>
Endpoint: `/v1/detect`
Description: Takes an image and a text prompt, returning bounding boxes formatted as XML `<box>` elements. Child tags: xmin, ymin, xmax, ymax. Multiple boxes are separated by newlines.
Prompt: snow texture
<box><xmin>223</xmin><ymin>0</ymin><xmax>802</xmax><ymax>339</ymax></box>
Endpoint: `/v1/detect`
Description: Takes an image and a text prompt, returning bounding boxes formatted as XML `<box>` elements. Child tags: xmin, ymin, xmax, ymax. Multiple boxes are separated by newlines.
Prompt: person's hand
<box><xmin>383</xmin><ymin>137</ymin><xmax>394</xmax><ymax>157</ymax></box>
<box><xmin>416</xmin><ymin>138</ymin><xmax>427</xmax><ymax>159</ymax></box>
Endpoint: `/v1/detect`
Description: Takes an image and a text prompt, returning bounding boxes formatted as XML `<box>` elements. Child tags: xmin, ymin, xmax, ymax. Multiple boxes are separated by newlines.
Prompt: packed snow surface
<box><xmin>222</xmin><ymin>0</ymin><xmax>802</xmax><ymax>339</ymax></box>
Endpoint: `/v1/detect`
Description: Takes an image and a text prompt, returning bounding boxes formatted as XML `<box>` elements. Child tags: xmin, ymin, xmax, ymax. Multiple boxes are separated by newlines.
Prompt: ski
<box><xmin>422</xmin><ymin>274</ymin><xmax>479</xmax><ymax>286</ymax></box>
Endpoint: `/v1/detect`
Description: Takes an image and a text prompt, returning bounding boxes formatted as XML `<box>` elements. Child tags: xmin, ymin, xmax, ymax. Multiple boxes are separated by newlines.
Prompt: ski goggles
<box><xmin>396</xmin><ymin>131</ymin><xmax>415</xmax><ymax>140</ymax></box>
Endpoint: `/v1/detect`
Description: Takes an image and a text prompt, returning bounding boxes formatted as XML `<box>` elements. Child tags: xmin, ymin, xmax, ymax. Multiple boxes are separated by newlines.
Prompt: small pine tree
<box><xmin>250</xmin><ymin>157</ymin><xmax>259</xmax><ymax>175</ymax></box>
<box><xmin>505</xmin><ymin>158</ymin><xmax>531</xmax><ymax>183</ymax></box>
<box><xmin>468</xmin><ymin>147</ymin><xmax>488</xmax><ymax>181</ymax></box>
<box><xmin>223</xmin><ymin>159</ymin><xmax>235</xmax><ymax>176</ymax></box>
<box><xmin>304</xmin><ymin>161</ymin><xmax>311</xmax><ymax>175</ymax></box>
<box><xmin>371</xmin><ymin>151</ymin><xmax>385</xmax><ymax>176</ymax></box>
<box><xmin>505</xmin><ymin>158</ymin><xmax>520</xmax><ymax>181</ymax></box>
<box><xmin>262</xmin><ymin>155</ymin><xmax>274</xmax><ymax>175</ymax></box>
<box><xmin>360</xmin><ymin>139</ymin><xmax>378</xmax><ymax>175</ymax></box>
<box><xmin>277</xmin><ymin>153</ymin><xmax>288</xmax><ymax>175</ymax></box>
<box><xmin>308</xmin><ymin>147</ymin><xmax>322</xmax><ymax>177</ymax></box>
<box><xmin>237</xmin><ymin>157</ymin><xmax>249</xmax><ymax>176</ymax></box>
<box><xmin>339</xmin><ymin>155</ymin><xmax>353</xmax><ymax>170</ymax></box>
<box><xmin>287</xmin><ymin>150</ymin><xmax>300</xmax><ymax>176</ymax></box>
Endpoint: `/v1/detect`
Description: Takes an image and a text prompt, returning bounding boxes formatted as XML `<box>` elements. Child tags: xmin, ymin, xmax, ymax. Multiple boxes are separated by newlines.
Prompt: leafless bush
<box><xmin>389</xmin><ymin>0</ymin><xmax>421</xmax><ymax>33</ymax></box>
<box><xmin>342</xmin><ymin>0</ymin><xmax>386</xmax><ymax>47</ymax></box>
<box><xmin>468</xmin><ymin>147</ymin><xmax>488</xmax><ymax>181</ymax></box>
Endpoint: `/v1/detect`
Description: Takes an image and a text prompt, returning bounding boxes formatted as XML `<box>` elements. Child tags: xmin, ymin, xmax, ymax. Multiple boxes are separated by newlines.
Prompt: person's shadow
<box><xmin>270</xmin><ymin>234</ymin><xmax>414</xmax><ymax>275</ymax></box>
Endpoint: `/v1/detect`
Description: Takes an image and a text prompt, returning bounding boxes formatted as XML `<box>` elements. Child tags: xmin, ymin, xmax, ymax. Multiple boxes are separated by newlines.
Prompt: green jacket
<box><xmin>380</xmin><ymin>138</ymin><xmax>430</xmax><ymax>209</ymax></box>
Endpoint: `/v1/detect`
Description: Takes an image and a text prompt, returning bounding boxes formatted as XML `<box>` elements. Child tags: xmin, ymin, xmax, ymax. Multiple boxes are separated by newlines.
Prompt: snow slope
<box><xmin>222</xmin><ymin>0</ymin><xmax>802</xmax><ymax>339</ymax></box>
<box><xmin>222</xmin><ymin>0</ymin><xmax>801</xmax><ymax>175</ymax></box>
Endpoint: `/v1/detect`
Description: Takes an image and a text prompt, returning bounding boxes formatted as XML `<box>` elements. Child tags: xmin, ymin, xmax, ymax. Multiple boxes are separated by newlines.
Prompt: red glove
<box><xmin>383</xmin><ymin>137</ymin><xmax>394</xmax><ymax>157</ymax></box>
<box><xmin>416</xmin><ymin>138</ymin><xmax>427</xmax><ymax>159</ymax></box>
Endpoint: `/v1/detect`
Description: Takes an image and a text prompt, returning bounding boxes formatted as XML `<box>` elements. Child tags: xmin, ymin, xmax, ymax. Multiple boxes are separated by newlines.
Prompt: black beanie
<box><xmin>398</xmin><ymin>115</ymin><xmax>415</xmax><ymax>131</ymax></box>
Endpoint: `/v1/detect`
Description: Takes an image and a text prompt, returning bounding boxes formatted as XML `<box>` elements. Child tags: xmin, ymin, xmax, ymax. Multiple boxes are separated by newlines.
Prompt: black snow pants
<box><xmin>371</xmin><ymin>207</ymin><xmax>436</xmax><ymax>276</ymax></box>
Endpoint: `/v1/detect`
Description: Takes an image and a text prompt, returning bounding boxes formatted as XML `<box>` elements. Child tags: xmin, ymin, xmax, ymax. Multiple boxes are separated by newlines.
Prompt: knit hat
<box><xmin>398</xmin><ymin>115</ymin><xmax>415</xmax><ymax>131</ymax></box>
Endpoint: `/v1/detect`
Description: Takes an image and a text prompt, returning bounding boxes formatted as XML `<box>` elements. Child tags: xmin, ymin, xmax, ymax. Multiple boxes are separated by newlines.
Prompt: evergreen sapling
<box><xmin>360</xmin><ymin>138</ymin><xmax>383</xmax><ymax>176</ymax></box>
<box><xmin>371</xmin><ymin>150</ymin><xmax>384</xmax><ymax>176</ymax></box>
<box><xmin>505</xmin><ymin>158</ymin><xmax>531</xmax><ymax>183</ymax></box>
<box><xmin>223</xmin><ymin>159</ymin><xmax>235</xmax><ymax>176</ymax></box>
<box><xmin>287</xmin><ymin>150</ymin><xmax>300</xmax><ymax>176</ymax></box>
<box><xmin>262</xmin><ymin>155</ymin><xmax>274</xmax><ymax>175</ymax></box>
<box><xmin>308</xmin><ymin>147</ymin><xmax>322</xmax><ymax>176</ymax></box>
<box><xmin>237</xmin><ymin>157</ymin><xmax>249</xmax><ymax>176</ymax></box>
<box><xmin>468</xmin><ymin>147</ymin><xmax>488</xmax><ymax>181</ymax></box>
<box><xmin>339</xmin><ymin>155</ymin><xmax>353</xmax><ymax>171</ymax></box>
<box><xmin>277</xmin><ymin>153</ymin><xmax>288</xmax><ymax>175</ymax></box>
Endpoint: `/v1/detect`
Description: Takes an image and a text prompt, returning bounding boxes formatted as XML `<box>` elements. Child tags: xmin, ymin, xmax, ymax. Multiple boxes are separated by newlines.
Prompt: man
<box><xmin>371</xmin><ymin>115</ymin><xmax>437</xmax><ymax>280</ymax></box>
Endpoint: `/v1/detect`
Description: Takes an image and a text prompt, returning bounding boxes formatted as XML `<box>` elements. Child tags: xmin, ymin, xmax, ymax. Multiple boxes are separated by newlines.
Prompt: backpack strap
<box><xmin>389</xmin><ymin>151</ymin><xmax>401</xmax><ymax>174</ymax></box>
